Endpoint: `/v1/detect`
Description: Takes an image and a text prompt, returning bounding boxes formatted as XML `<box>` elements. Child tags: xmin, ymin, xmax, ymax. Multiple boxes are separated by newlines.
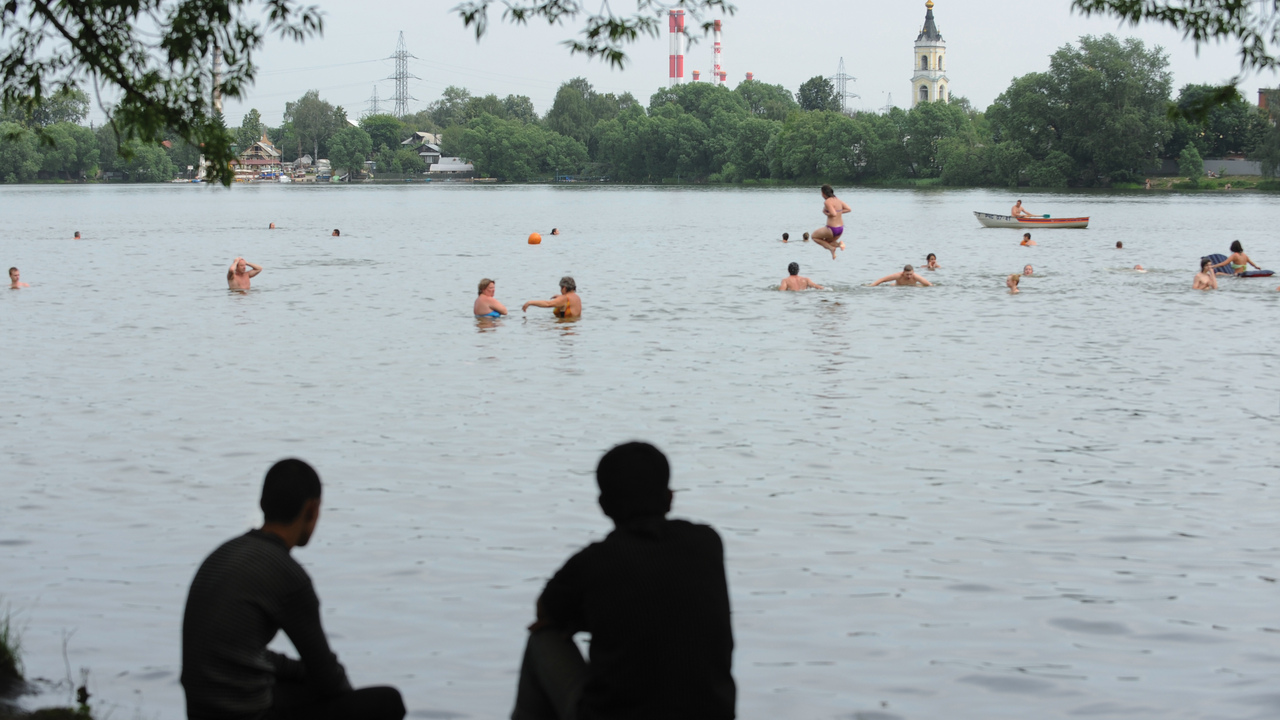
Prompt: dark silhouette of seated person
<box><xmin>181</xmin><ymin>458</ymin><xmax>406</xmax><ymax>720</ymax></box>
<box><xmin>511</xmin><ymin>442</ymin><xmax>736</xmax><ymax>720</ymax></box>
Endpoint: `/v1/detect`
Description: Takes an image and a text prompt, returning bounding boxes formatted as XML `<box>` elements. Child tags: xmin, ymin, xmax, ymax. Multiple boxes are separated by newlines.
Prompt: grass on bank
<box><xmin>0</xmin><ymin>608</ymin><xmax>20</xmax><ymax>688</ymax></box>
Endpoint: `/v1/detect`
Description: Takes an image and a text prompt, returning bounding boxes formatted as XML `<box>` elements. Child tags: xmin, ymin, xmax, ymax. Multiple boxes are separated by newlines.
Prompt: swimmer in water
<box><xmin>1020</xmin><ymin>232</ymin><xmax>1036</xmax><ymax>247</ymax></box>
<box><xmin>551</xmin><ymin>228</ymin><xmax>560</xmax><ymax>236</ymax></box>
<box><xmin>810</xmin><ymin>185</ymin><xmax>851</xmax><ymax>260</ymax></box>
<box><xmin>332</xmin><ymin>229</ymin><xmax>341</xmax><ymax>237</ymax></box>
<box><xmin>1193</xmin><ymin>258</ymin><xmax>1219</xmax><ymax>290</ymax></box>
<box><xmin>9</xmin><ymin>267</ymin><xmax>29</xmax><ymax>289</ymax></box>
<box><xmin>779</xmin><ymin>262</ymin><xmax>823</xmax><ymax>291</ymax></box>
<box><xmin>925</xmin><ymin>253</ymin><xmax>940</xmax><ymax>270</ymax></box>
<box><xmin>474</xmin><ymin>278</ymin><xmax>508</xmax><ymax>318</ymax></box>
<box><xmin>802</xmin><ymin>232</ymin><xmax>810</xmax><ymax>242</ymax></box>
<box><xmin>782</xmin><ymin>233</ymin><xmax>789</xmax><ymax>243</ymax></box>
<box><xmin>1209</xmin><ymin>240</ymin><xmax>1261</xmax><ymax>275</ymax></box>
<box><xmin>871</xmin><ymin>265</ymin><xmax>933</xmax><ymax>287</ymax></box>
<box><xmin>523</xmin><ymin>276</ymin><xmax>581</xmax><ymax>318</ymax></box>
<box><xmin>227</xmin><ymin>257</ymin><xmax>263</xmax><ymax>290</ymax></box>
<box><xmin>1011</xmin><ymin>199</ymin><xmax>1035</xmax><ymax>218</ymax></box>
<box><xmin>1023</xmin><ymin>264</ymin><xmax>1034</xmax><ymax>276</ymax></box>
<box><xmin>73</xmin><ymin>231</ymin><xmax>81</xmax><ymax>239</ymax></box>
<box><xmin>1133</xmin><ymin>265</ymin><xmax>1146</xmax><ymax>273</ymax></box>
<box><xmin>1115</xmin><ymin>241</ymin><xmax>1123</xmax><ymax>249</ymax></box>
<box><xmin>1006</xmin><ymin>274</ymin><xmax>1020</xmax><ymax>294</ymax></box>
<box><xmin>269</xmin><ymin>223</ymin><xmax>275</xmax><ymax>229</ymax></box>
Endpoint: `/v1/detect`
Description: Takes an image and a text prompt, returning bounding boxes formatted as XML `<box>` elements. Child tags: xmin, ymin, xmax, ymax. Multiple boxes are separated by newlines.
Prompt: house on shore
<box><xmin>235</xmin><ymin>134</ymin><xmax>283</xmax><ymax>181</ymax></box>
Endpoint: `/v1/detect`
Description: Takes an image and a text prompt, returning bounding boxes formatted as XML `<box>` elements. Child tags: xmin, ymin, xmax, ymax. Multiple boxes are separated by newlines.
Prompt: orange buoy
<box><xmin>528</xmin><ymin>232</ymin><xmax>542</xmax><ymax>245</ymax></box>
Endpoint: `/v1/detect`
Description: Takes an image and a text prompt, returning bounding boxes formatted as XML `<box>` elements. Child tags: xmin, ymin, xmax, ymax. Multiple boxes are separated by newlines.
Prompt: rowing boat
<box><xmin>974</xmin><ymin>212</ymin><xmax>1089</xmax><ymax>229</ymax></box>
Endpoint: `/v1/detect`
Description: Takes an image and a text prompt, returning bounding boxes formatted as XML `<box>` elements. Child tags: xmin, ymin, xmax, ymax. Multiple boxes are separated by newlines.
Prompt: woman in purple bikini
<box><xmin>810</xmin><ymin>184</ymin><xmax>851</xmax><ymax>260</ymax></box>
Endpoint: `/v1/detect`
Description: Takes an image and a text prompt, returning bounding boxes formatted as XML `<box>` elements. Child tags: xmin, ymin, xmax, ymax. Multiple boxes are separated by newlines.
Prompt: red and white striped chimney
<box><xmin>745</xmin><ymin>72</ymin><xmax>753</xmax><ymax>82</ymax></box>
<box><xmin>668</xmin><ymin>10</ymin><xmax>686</xmax><ymax>86</ymax></box>
<box><xmin>712</xmin><ymin>20</ymin><xmax>723</xmax><ymax>86</ymax></box>
<box><xmin>692</xmin><ymin>70</ymin><xmax>701</xmax><ymax>82</ymax></box>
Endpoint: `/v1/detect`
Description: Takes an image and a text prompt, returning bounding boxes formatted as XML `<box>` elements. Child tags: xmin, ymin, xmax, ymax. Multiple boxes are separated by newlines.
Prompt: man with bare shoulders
<box><xmin>779</xmin><ymin>262</ymin><xmax>823</xmax><ymax>291</ymax></box>
<box><xmin>9</xmin><ymin>267</ymin><xmax>29</xmax><ymax>289</ymax></box>
<box><xmin>523</xmin><ymin>276</ymin><xmax>581</xmax><ymax>319</ymax></box>
<box><xmin>227</xmin><ymin>257</ymin><xmax>263</xmax><ymax>290</ymax></box>
<box><xmin>1011</xmin><ymin>200</ymin><xmax>1035</xmax><ymax>218</ymax></box>
<box><xmin>1193</xmin><ymin>258</ymin><xmax>1219</xmax><ymax>290</ymax></box>
<box><xmin>871</xmin><ymin>265</ymin><xmax>933</xmax><ymax>287</ymax></box>
<box><xmin>811</xmin><ymin>185</ymin><xmax>851</xmax><ymax>260</ymax></box>
<box><xmin>474</xmin><ymin>278</ymin><xmax>508</xmax><ymax>317</ymax></box>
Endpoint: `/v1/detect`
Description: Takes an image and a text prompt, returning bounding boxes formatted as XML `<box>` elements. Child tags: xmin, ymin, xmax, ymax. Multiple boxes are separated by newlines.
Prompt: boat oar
<box><xmin>1042</xmin><ymin>214</ymin><xmax>1050</xmax><ymax>218</ymax></box>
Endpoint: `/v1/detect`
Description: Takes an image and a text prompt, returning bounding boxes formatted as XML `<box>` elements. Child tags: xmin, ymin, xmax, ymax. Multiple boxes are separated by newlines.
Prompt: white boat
<box><xmin>974</xmin><ymin>211</ymin><xmax>1089</xmax><ymax>229</ymax></box>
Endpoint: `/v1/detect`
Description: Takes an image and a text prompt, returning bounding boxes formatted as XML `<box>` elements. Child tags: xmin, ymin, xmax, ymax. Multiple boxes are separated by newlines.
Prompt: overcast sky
<box><xmin>215</xmin><ymin>0</ymin><xmax>1279</xmax><ymax>127</ymax></box>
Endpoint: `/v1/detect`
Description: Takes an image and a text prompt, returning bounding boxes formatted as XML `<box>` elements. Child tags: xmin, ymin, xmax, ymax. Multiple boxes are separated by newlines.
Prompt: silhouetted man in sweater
<box><xmin>181</xmin><ymin>459</ymin><xmax>405</xmax><ymax>720</ymax></box>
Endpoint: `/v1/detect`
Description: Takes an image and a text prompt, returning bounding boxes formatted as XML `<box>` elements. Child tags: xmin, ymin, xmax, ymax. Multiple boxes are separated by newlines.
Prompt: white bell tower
<box><xmin>911</xmin><ymin>0</ymin><xmax>949</xmax><ymax>106</ymax></box>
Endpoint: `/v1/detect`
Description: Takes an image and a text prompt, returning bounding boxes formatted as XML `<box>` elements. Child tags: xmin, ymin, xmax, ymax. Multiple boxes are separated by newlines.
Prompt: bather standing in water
<box><xmin>474</xmin><ymin>278</ymin><xmax>508</xmax><ymax>318</ymax></box>
<box><xmin>779</xmin><ymin>262</ymin><xmax>823</xmax><ymax>291</ymax></box>
<box><xmin>227</xmin><ymin>257</ymin><xmax>263</xmax><ymax>290</ymax></box>
<box><xmin>523</xmin><ymin>276</ymin><xmax>581</xmax><ymax>318</ymax></box>
<box><xmin>871</xmin><ymin>265</ymin><xmax>933</xmax><ymax>287</ymax></box>
<box><xmin>1193</xmin><ymin>258</ymin><xmax>1219</xmax><ymax>290</ymax></box>
<box><xmin>9</xmin><ymin>267</ymin><xmax>29</xmax><ymax>289</ymax></box>
<box><xmin>1006</xmin><ymin>274</ymin><xmax>1020</xmax><ymax>294</ymax></box>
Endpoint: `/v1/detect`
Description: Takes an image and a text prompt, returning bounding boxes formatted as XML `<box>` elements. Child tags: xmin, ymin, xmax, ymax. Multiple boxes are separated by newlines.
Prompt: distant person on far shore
<box><xmin>181</xmin><ymin>459</ymin><xmax>406</xmax><ymax>720</ymax></box>
<box><xmin>509</xmin><ymin>442</ymin><xmax>736</xmax><ymax>720</ymax></box>
<box><xmin>227</xmin><ymin>257</ymin><xmax>263</xmax><ymax>290</ymax></box>
<box><xmin>781</xmin><ymin>233</ymin><xmax>789</xmax><ymax>243</ymax></box>
<box><xmin>779</xmin><ymin>262</ymin><xmax>823</xmax><ymax>291</ymax></box>
<box><xmin>1145</xmin><ymin>179</ymin><xmax>1152</xmax><ymax>190</ymax></box>
<box><xmin>9</xmin><ymin>267</ymin><xmax>29</xmax><ymax>289</ymax></box>
<box><xmin>332</xmin><ymin>229</ymin><xmax>340</xmax><ymax>237</ymax></box>
<box><xmin>1023</xmin><ymin>264</ymin><xmax>1034</xmax><ymax>276</ymax></box>
<box><xmin>73</xmin><ymin>231</ymin><xmax>81</xmax><ymax>239</ymax></box>
<box><xmin>1116</xmin><ymin>241</ymin><xmax>1123</xmax><ymax>249</ymax></box>
<box><xmin>1193</xmin><ymin>258</ymin><xmax>1219</xmax><ymax>290</ymax></box>
<box><xmin>1011</xmin><ymin>200</ymin><xmax>1035</xmax><ymax>218</ymax></box>
<box><xmin>1020</xmin><ymin>233</ymin><xmax>1036</xmax><ymax>247</ymax></box>
<box><xmin>871</xmin><ymin>265</ymin><xmax>932</xmax><ymax>287</ymax></box>
<box><xmin>1007</xmin><ymin>274</ymin><xmax>1020</xmax><ymax>294</ymax></box>
<box><xmin>474</xmin><ymin>278</ymin><xmax>508</xmax><ymax>318</ymax></box>
<box><xmin>810</xmin><ymin>185</ymin><xmax>851</xmax><ymax>260</ymax></box>
<box><xmin>523</xmin><ymin>276</ymin><xmax>581</xmax><ymax>319</ymax></box>
<box><xmin>925</xmin><ymin>253</ymin><xmax>940</xmax><ymax>270</ymax></box>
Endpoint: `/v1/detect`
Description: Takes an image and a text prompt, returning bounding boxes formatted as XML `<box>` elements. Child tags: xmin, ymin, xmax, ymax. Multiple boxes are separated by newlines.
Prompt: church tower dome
<box><xmin>911</xmin><ymin>0</ymin><xmax>949</xmax><ymax>106</ymax></box>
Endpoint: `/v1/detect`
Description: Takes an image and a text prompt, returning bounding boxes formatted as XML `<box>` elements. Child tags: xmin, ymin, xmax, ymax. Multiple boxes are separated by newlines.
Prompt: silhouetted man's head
<box><xmin>597</xmin><ymin>442</ymin><xmax>672</xmax><ymax>522</ymax></box>
<box><xmin>261</xmin><ymin>459</ymin><xmax>322</xmax><ymax>544</ymax></box>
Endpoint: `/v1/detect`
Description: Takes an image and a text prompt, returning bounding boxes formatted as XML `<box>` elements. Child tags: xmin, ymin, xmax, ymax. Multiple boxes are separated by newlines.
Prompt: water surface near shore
<box><xmin>2</xmin><ymin>184</ymin><xmax>1279</xmax><ymax>720</ymax></box>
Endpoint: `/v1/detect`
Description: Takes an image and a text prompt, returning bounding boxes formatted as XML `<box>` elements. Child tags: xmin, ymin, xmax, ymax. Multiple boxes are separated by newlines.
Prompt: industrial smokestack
<box><xmin>746</xmin><ymin>72</ymin><xmax>754</xmax><ymax>82</ymax></box>
<box><xmin>693</xmin><ymin>71</ymin><xmax>701</xmax><ymax>82</ymax></box>
<box><xmin>668</xmin><ymin>10</ymin><xmax>686</xmax><ymax>86</ymax></box>
<box><xmin>712</xmin><ymin>20</ymin><xmax>723</xmax><ymax>86</ymax></box>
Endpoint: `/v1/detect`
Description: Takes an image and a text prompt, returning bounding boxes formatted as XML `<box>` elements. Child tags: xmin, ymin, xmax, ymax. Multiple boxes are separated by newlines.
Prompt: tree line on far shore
<box><xmin>3</xmin><ymin>34</ymin><xmax>1279</xmax><ymax>187</ymax></box>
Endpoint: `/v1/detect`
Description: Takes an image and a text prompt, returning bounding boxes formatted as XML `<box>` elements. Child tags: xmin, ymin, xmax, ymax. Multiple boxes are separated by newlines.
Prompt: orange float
<box><xmin>528</xmin><ymin>232</ymin><xmax>542</xmax><ymax>245</ymax></box>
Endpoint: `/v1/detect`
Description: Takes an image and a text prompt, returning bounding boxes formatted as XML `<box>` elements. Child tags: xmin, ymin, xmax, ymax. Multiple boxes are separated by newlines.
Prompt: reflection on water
<box><xmin>1</xmin><ymin>184</ymin><xmax>1279</xmax><ymax>720</ymax></box>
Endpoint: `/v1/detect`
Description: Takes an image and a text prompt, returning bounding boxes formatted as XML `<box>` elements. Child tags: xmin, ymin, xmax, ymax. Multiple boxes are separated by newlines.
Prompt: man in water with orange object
<box><xmin>474</xmin><ymin>278</ymin><xmax>508</xmax><ymax>318</ymax></box>
<box><xmin>1020</xmin><ymin>233</ymin><xmax>1037</xmax><ymax>247</ymax></box>
<box><xmin>871</xmin><ymin>265</ymin><xmax>933</xmax><ymax>287</ymax></box>
<box><xmin>779</xmin><ymin>262</ymin><xmax>823</xmax><ymax>291</ymax></box>
<box><xmin>227</xmin><ymin>257</ymin><xmax>263</xmax><ymax>290</ymax></box>
<box><xmin>810</xmin><ymin>185</ymin><xmax>851</xmax><ymax>260</ymax></box>
<box><xmin>523</xmin><ymin>276</ymin><xmax>581</xmax><ymax>319</ymax></box>
<box><xmin>9</xmin><ymin>267</ymin><xmax>29</xmax><ymax>289</ymax></box>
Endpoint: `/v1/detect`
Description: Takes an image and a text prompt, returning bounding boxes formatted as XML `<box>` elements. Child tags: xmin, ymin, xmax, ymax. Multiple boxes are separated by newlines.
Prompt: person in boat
<box><xmin>871</xmin><ymin>265</ymin><xmax>933</xmax><ymax>287</ymax></box>
<box><xmin>1006</xmin><ymin>274</ymin><xmax>1020</xmax><ymax>294</ymax></box>
<box><xmin>1023</xmin><ymin>265</ymin><xmax>1034</xmax><ymax>276</ymax></box>
<box><xmin>1020</xmin><ymin>233</ymin><xmax>1037</xmax><ymax>247</ymax></box>
<box><xmin>509</xmin><ymin>442</ymin><xmax>736</xmax><ymax>720</ymax></box>
<box><xmin>523</xmin><ymin>276</ymin><xmax>581</xmax><ymax>319</ymax></box>
<box><xmin>9</xmin><ymin>267</ymin><xmax>29</xmax><ymax>289</ymax></box>
<box><xmin>1193</xmin><ymin>258</ymin><xmax>1219</xmax><ymax>290</ymax></box>
<box><xmin>1011</xmin><ymin>200</ymin><xmax>1035</xmax><ymax>218</ymax></box>
<box><xmin>1209</xmin><ymin>241</ymin><xmax>1262</xmax><ymax>275</ymax></box>
<box><xmin>181</xmin><ymin>459</ymin><xmax>407</xmax><ymax>720</ymax></box>
<box><xmin>779</xmin><ymin>262</ymin><xmax>823</xmax><ymax>291</ymax></box>
<box><xmin>227</xmin><ymin>257</ymin><xmax>263</xmax><ymax>290</ymax></box>
<box><xmin>810</xmin><ymin>185</ymin><xmax>851</xmax><ymax>260</ymax></box>
<box><xmin>925</xmin><ymin>253</ymin><xmax>940</xmax><ymax>270</ymax></box>
<box><xmin>474</xmin><ymin>278</ymin><xmax>508</xmax><ymax>318</ymax></box>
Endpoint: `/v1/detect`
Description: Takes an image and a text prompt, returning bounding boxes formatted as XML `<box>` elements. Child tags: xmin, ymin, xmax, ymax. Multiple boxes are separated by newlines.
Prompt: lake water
<box><xmin>2</xmin><ymin>183</ymin><xmax>1278</xmax><ymax>720</ymax></box>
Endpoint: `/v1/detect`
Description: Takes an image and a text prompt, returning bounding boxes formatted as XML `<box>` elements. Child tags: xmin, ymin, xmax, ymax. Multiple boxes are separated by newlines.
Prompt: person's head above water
<box><xmin>1116</xmin><ymin>241</ymin><xmax>1123</xmax><ymax>249</ymax></box>
<box><xmin>332</xmin><ymin>229</ymin><xmax>340</xmax><ymax>237</ymax></box>
<box><xmin>596</xmin><ymin>442</ymin><xmax>672</xmax><ymax>522</ymax></box>
<box><xmin>1230</xmin><ymin>240</ymin><xmax>1244</xmax><ymax>253</ymax></box>
<box><xmin>260</xmin><ymin>458</ymin><xmax>322</xmax><ymax>547</ymax></box>
<box><xmin>1201</xmin><ymin>257</ymin><xmax>1213</xmax><ymax>271</ymax></box>
<box><xmin>820</xmin><ymin>184</ymin><xmax>834</xmax><ymax>198</ymax></box>
<box><xmin>269</xmin><ymin>223</ymin><xmax>275</xmax><ymax>229</ymax></box>
<box><xmin>788</xmin><ymin>262</ymin><xmax>799</xmax><ymax>276</ymax></box>
<box><xmin>782</xmin><ymin>233</ymin><xmax>789</xmax><ymax>241</ymax></box>
<box><xmin>560</xmin><ymin>276</ymin><xmax>576</xmax><ymax>293</ymax></box>
<box><xmin>1023</xmin><ymin>232</ymin><xmax>1031</xmax><ymax>240</ymax></box>
<box><xmin>8</xmin><ymin>267</ymin><xmax>17</xmax><ymax>279</ymax></box>
<box><xmin>1023</xmin><ymin>264</ymin><xmax>1034</xmax><ymax>275</ymax></box>
<box><xmin>926</xmin><ymin>253</ymin><xmax>937</xmax><ymax>262</ymax></box>
<box><xmin>903</xmin><ymin>264</ymin><xmax>914</xmax><ymax>273</ymax></box>
<box><xmin>478</xmin><ymin>278</ymin><xmax>495</xmax><ymax>296</ymax></box>
<box><xmin>73</xmin><ymin>231</ymin><xmax>80</xmax><ymax>239</ymax></box>
<box><xmin>551</xmin><ymin>228</ymin><xmax>559</xmax><ymax>235</ymax></box>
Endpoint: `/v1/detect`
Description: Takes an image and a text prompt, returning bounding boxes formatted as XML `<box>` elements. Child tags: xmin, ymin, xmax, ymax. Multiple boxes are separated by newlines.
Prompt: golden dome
<box><xmin>926</xmin><ymin>0</ymin><xmax>934</xmax><ymax>7</ymax></box>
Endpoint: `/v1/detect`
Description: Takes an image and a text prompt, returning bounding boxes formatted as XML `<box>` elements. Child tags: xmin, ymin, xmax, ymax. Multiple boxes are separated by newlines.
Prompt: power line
<box><xmin>831</xmin><ymin>57</ymin><xmax>858</xmax><ymax>114</ymax></box>
<box><xmin>388</xmin><ymin>32</ymin><xmax>419</xmax><ymax>117</ymax></box>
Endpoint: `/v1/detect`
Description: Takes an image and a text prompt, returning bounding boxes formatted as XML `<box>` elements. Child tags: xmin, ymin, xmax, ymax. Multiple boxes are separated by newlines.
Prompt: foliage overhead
<box><xmin>453</xmin><ymin>0</ymin><xmax>735</xmax><ymax>69</ymax></box>
<box><xmin>0</xmin><ymin>0</ymin><xmax>323</xmax><ymax>186</ymax></box>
